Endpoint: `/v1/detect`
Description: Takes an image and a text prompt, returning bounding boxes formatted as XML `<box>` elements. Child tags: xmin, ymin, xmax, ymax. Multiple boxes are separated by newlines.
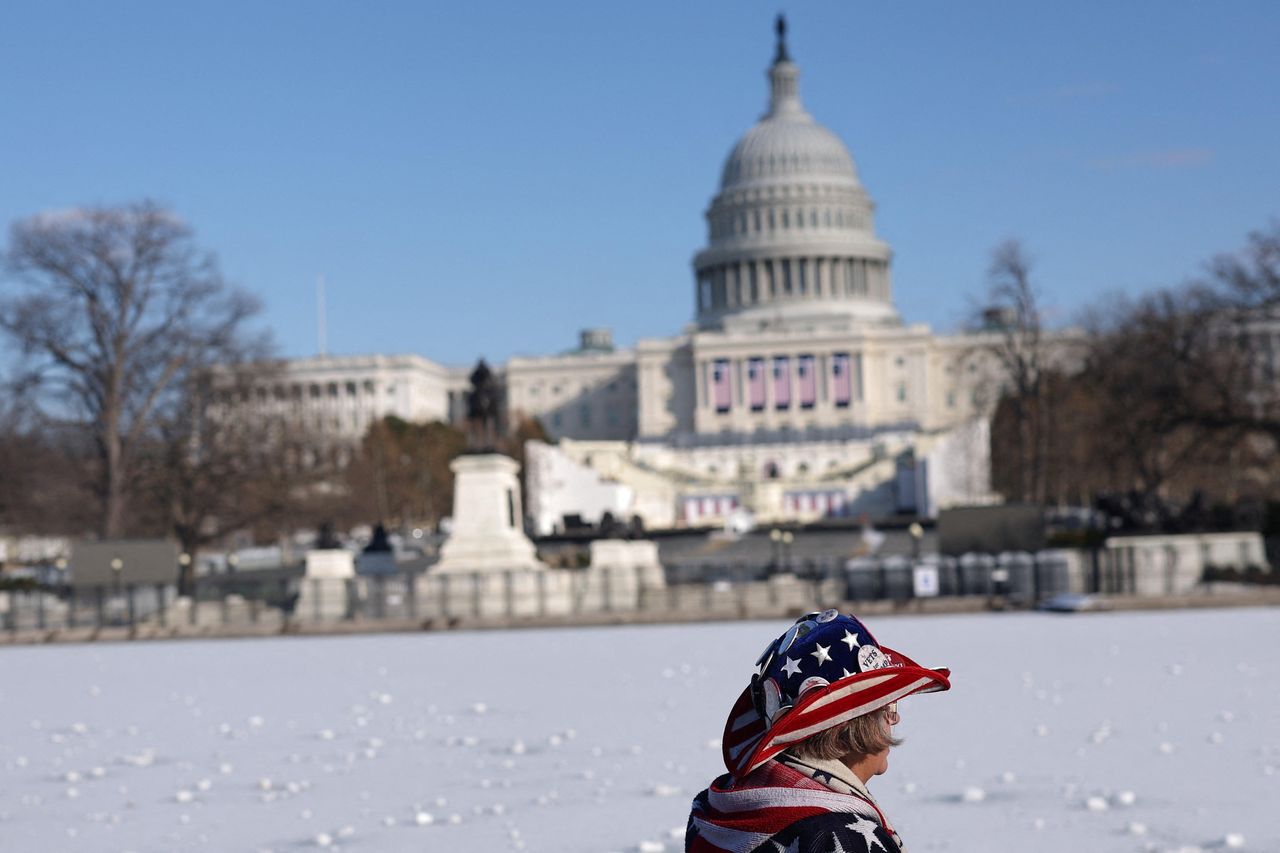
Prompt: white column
<box><xmin>735</xmin><ymin>358</ymin><xmax>746</xmax><ymax>411</ymax></box>
<box><xmin>695</xmin><ymin>359</ymin><xmax>706</xmax><ymax>411</ymax></box>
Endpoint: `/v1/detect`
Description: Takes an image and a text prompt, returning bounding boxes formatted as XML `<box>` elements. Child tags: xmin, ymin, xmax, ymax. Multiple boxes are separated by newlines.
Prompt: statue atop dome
<box><xmin>774</xmin><ymin>13</ymin><xmax>790</xmax><ymax>65</ymax></box>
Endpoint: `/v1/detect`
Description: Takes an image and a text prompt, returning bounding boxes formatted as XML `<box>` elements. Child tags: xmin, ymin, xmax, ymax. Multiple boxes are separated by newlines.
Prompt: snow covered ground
<box><xmin>1</xmin><ymin>607</ymin><xmax>1277</xmax><ymax>853</ymax></box>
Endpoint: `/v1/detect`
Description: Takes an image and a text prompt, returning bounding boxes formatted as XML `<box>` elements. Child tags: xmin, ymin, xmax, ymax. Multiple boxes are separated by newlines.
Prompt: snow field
<box><xmin>0</xmin><ymin>607</ymin><xmax>1277</xmax><ymax>852</ymax></box>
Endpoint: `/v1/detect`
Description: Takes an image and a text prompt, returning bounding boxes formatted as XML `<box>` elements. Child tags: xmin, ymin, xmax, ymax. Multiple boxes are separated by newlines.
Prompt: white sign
<box><xmin>912</xmin><ymin>566</ymin><xmax>940</xmax><ymax>598</ymax></box>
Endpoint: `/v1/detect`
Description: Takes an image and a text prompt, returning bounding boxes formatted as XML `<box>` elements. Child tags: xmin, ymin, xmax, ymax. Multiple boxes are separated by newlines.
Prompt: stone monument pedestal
<box><xmin>433</xmin><ymin>454</ymin><xmax>545</xmax><ymax>574</ymax></box>
<box><xmin>297</xmin><ymin>548</ymin><xmax>355</xmax><ymax>620</ymax></box>
<box><xmin>588</xmin><ymin>539</ymin><xmax>667</xmax><ymax>589</ymax></box>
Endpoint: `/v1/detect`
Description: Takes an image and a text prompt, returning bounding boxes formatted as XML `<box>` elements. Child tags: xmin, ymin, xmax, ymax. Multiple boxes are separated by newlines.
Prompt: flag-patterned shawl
<box><xmin>686</xmin><ymin>761</ymin><xmax>900</xmax><ymax>853</ymax></box>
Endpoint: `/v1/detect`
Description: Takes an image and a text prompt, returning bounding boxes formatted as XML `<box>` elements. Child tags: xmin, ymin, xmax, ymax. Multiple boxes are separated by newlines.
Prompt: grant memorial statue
<box><xmin>432</xmin><ymin>359</ymin><xmax>544</xmax><ymax>574</ymax></box>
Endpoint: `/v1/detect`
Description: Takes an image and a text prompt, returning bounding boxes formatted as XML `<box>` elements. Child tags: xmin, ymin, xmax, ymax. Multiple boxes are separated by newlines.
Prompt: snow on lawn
<box><xmin>1</xmin><ymin>607</ymin><xmax>1277</xmax><ymax>853</ymax></box>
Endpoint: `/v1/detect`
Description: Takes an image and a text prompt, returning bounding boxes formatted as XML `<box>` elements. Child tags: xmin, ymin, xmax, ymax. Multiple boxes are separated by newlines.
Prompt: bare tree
<box><xmin>1179</xmin><ymin>223</ymin><xmax>1280</xmax><ymax>444</ymax></box>
<box><xmin>970</xmin><ymin>240</ymin><xmax>1048</xmax><ymax>503</ymax></box>
<box><xmin>1</xmin><ymin>201</ymin><xmax>262</xmax><ymax>539</ymax></box>
<box><xmin>976</xmin><ymin>224</ymin><xmax>1280</xmax><ymax>522</ymax></box>
<box><xmin>134</xmin><ymin>359</ymin><xmax>329</xmax><ymax>592</ymax></box>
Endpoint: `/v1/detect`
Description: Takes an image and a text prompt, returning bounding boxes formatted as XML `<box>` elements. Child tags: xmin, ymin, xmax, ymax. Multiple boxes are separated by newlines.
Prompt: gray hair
<box><xmin>790</xmin><ymin>705</ymin><xmax>902</xmax><ymax>761</ymax></box>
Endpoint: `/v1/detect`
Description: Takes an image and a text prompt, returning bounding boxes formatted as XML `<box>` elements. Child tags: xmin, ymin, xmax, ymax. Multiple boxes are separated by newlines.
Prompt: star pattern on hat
<box><xmin>846</xmin><ymin>817</ymin><xmax>886</xmax><ymax>851</ymax></box>
<box><xmin>781</xmin><ymin>656</ymin><xmax>803</xmax><ymax>678</ymax></box>
<box><xmin>772</xmin><ymin>839</ymin><xmax>800</xmax><ymax>853</ymax></box>
<box><xmin>842</xmin><ymin>629</ymin><xmax>861</xmax><ymax>650</ymax></box>
<box><xmin>810</xmin><ymin>643</ymin><xmax>832</xmax><ymax>665</ymax></box>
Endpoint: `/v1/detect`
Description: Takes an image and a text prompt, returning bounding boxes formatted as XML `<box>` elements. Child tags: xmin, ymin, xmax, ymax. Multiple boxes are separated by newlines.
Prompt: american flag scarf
<box><xmin>686</xmin><ymin>760</ymin><xmax>899</xmax><ymax>853</ymax></box>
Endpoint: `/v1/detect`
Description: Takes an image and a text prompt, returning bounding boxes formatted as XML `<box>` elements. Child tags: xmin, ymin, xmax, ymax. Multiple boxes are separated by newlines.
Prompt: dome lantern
<box><xmin>765</xmin><ymin>15</ymin><xmax>805</xmax><ymax>120</ymax></box>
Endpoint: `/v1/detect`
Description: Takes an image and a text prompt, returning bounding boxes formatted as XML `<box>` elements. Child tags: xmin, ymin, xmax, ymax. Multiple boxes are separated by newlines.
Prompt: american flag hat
<box><xmin>722</xmin><ymin>609</ymin><xmax>950</xmax><ymax>778</ymax></box>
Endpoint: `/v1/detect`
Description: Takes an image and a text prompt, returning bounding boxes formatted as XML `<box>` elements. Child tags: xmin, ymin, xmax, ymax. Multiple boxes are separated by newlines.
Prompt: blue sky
<box><xmin>3</xmin><ymin>1</ymin><xmax>1278</xmax><ymax>365</ymax></box>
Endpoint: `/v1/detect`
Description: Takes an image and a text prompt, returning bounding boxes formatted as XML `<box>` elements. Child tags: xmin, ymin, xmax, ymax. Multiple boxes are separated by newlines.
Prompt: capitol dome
<box><xmin>719</xmin><ymin>118</ymin><xmax>860</xmax><ymax>193</ymax></box>
<box><xmin>694</xmin><ymin>17</ymin><xmax>897</xmax><ymax>331</ymax></box>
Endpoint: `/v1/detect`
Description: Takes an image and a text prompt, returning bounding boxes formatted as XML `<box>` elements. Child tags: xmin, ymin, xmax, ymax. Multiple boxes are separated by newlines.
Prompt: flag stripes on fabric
<box><xmin>683</xmin><ymin>495</ymin><xmax>740</xmax><ymax>521</ymax></box>
<box><xmin>713</xmin><ymin>359</ymin><xmax>732</xmax><ymax>413</ymax></box>
<box><xmin>832</xmin><ymin>352</ymin><xmax>852</xmax><ymax>407</ymax></box>
<box><xmin>687</xmin><ymin>762</ymin><xmax>884</xmax><ymax>853</ymax></box>
<box><xmin>747</xmin><ymin>358</ymin><xmax>765</xmax><ymax>410</ymax></box>
<box><xmin>721</xmin><ymin>645</ymin><xmax>950</xmax><ymax>778</ymax></box>
<box><xmin>772</xmin><ymin>356</ymin><xmax>790</xmax><ymax>409</ymax></box>
<box><xmin>782</xmin><ymin>491</ymin><xmax>851</xmax><ymax>517</ymax></box>
<box><xmin>797</xmin><ymin>355</ymin><xmax>816</xmax><ymax>408</ymax></box>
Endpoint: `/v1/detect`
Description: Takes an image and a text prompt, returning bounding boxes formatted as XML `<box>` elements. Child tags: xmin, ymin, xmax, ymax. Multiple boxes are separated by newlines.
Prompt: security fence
<box><xmin>0</xmin><ymin>550</ymin><xmax>1097</xmax><ymax>639</ymax></box>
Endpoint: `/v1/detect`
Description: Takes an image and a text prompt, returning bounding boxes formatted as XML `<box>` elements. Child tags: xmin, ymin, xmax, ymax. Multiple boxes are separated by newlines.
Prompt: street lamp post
<box><xmin>178</xmin><ymin>552</ymin><xmax>192</xmax><ymax>598</ymax></box>
<box><xmin>781</xmin><ymin>531</ymin><xmax>795</xmax><ymax>571</ymax></box>
<box><xmin>109</xmin><ymin>557</ymin><xmax>123</xmax><ymax>593</ymax></box>
<box><xmin>769</xmin><ymin>528</ymin><xmax>782</xmax><ymax>570</ymax></box>
<box><xmin>908</xmin><ymin>522</ymin><xmax>924</xmax><ymax>562</ymax></box>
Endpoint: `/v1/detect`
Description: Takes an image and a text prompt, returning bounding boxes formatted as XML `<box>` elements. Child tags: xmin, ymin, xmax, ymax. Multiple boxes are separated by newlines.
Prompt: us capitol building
<box><xmin>264</xmin><ymin>20</ymin><xmax>1022</xmax><ymax>533</ymax></box>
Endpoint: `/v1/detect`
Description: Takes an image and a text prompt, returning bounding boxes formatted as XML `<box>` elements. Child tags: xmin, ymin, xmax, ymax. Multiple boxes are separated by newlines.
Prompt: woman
<box><xmin>686</xmin><ymin>610</ymin><xmax>950</xmax><ymax>853</ymax></box>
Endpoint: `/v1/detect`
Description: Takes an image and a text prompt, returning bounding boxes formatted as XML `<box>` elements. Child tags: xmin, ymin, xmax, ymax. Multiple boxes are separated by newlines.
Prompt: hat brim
<box><xmin>722</xmin><ymin>644</ymin><xmax>949</xmax><ymax>778</ymax></box>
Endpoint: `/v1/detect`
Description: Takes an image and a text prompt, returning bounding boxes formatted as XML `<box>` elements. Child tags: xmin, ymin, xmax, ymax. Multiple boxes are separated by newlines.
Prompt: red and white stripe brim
<box><xmin>722</xmin><ymin>644</ymin><xmax>950</xmax><ymax>778</ymax></box>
